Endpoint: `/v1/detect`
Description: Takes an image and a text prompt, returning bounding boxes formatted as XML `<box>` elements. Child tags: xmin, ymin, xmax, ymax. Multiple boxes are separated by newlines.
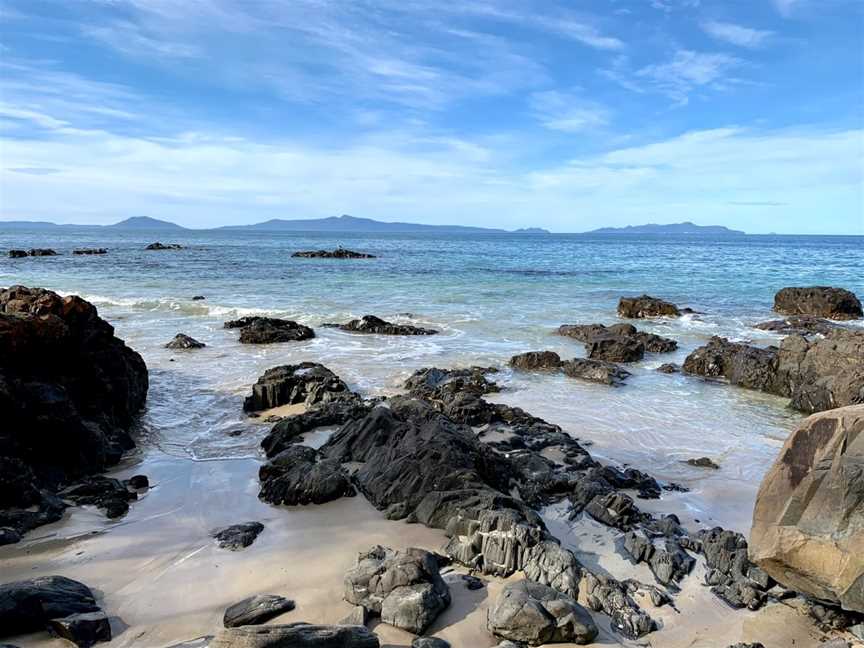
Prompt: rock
<box><xmin>192</xmin><ymin>295</ymin><xmax>206</xmax><ymax>300</ymax></box>
<box><xmin>145</xmin><ymin>242</ymin><xmax>183</xmax><ymax>250</ymax></box>
<box><xmin>8</xmin><ymin>250</ymin><xmax>27</xmax><ymax>258</ymax></box>
<box><xmin>344</xmin><ymin>545</ymin><xmax>450</xmax><ymax>634</ymax></box>
<box><xmin>0</xmin><ymin>576</ymin><xmax>99</xmax><ymax>636</ymax></box>
<box><xmin>261</xmin><ymin>400</ymin><xmax>373</xmax><ymax>458</ymax></box>
<box><xmin>750</xmin><ymin>405</ymin><xmax>864</xmax><ymax>612</ymax></box>
<box><xmin>622</xmin><ymin>532</ymin><xmax>695</xmax><ymax>586</ymax></box>
<box><xmin>774</xmin><ymin>287</ymin><xmax>862</xmax><ymax>320</ymax></box>
<box><xmin>209</xmin><ymin>624</ymin><xmax>380</xmax><ymax>648</ymax></box>
<box><xmin>818</xmin><ymin>641</ymin><xmax>849</xmax><ymax>648</ymax></box>
<box><xmin>487</xmin><ymin>579</ymin><xmax>598</xmax><ymax>646</ymax></box>
<box><xmin>166</xmin><ymin>333</ymin><xmax>206</xmax><ymax>349</ymax></box>
<box><xmin>412</xmin><ymin>639</ymin><xmax>449</xmax><ymax>648</ymax></box>
<box><xmin>292</xmin><ymin>248</ymin><xmax>376</xmax><ymax>259</ymax></box>
<box><xmin>657</xmin><ymin>363</ymin><xmax>679</xmax><ymax>373</ymax></box>
<box><xmin>224</xmin><ymin>317</ymin><xmax>314</xmax><ymax>344</ymax></box>
<box><xmin>0</xmin><ymin>286</ymin><xmax>148</xmax><ymax>538</ymax></box>
<box><xmin>727</xmin><ymin>644</ymin><xmax>765</xmax><ymax>648</ymax></box>
<box><xmin>696</xmin><ymin>527</ymin><xmax>771</xmax><ymax>610</ymax></box>
<box><xmin>686</xmin><ymin>457</ymin><xmax>719</xmax><ymax>469</ymax></box>
<box><xmin>558</xmin><ymin>323</ymin><xmax>677</xmax><ymax>356</ymax></box>
<box><xmin>339</xmin><ymin>605</ymin><xmax>368</xmax><ymax>626</ymax></box>
<box><xmin>165</xmin><ymin>638</ymin><xmax>214</xmax><ymax>648</ymax></box>
<box><xmin>508</xmin><ymin>351</ymin><xmax>562</xmax><ymax>371</ymax></box>
<box><xmin>28</xmin><ymin>248</ymin><xmax>58</xmax><ymax>256</ymax></box>
<box><xmin>72</xmin><ymin>249</ymin><xmax>107</xmax><ymax>255</ymax></box>
<box><xmin>223</xmin><ymin>594</ymin><xmax>295</xmax><ymax>627</ymax></box>
<box><xmin>581</xmin><ymin>571</ymin><xmax>655</xmax><ymax>639</ymax></box>
<box><xmin>258</xmin><ymin>446</ymin><xmax>355</xmax><ymax>506</ymax></box>
<box><xmin>244</xmin><ymin>363</ymin><xmax>354</xmax><ymax>412</ymax></box>
<box><xmin>59</xmin><ymin>476</ymin><xmax>138</xmax><ymax>518</ymax></box>
<box><xmin>586</xmin><ymin>336</ymin><xmax>644</xmax><ymax>363</ymax></box>
<box><xmin>48</xmin><ymin>611</ymin><xmax>111</xmax><ymax>647</ymax></box>
<box><xmin>127</xmin><ymin>474</ymin><xmax>149</xmax><ymax>489</ymax></box>
<box><xmin>618</xmin><ymin>295</ymin><xmax>681</xmax><ymax>318</ymax></box>
<box><xmin>461</xmin><ymin>575</ymin><xmax>484</xmax><ymax>590</ymax></box>
<box><xmin>682</xmin><ymin>337</ymin><xmax>779</xmax><ymax>392</ymax></box>
<box><xmin>561</xmin><ymin>359</ymin><xmax>630</xmax><ymax>386</ymax></box>
<box><xmin>212</xmin><ymin>521</ymin><xmax>264</xmax><ymax>551</ymax></box>
<box><xmin>754</xmin><ymin>316</ymin><xmax>837</xmax><ymax>336</ymax></box>
<box><xmin>326</xmin><ymin>315</ymin><xmax>438</xmax><ymax>336</ymax></box>
<box><xmin>0</xmin><ymin>527</ymin><xmax>21</xmax><ymax>545</ymax></box>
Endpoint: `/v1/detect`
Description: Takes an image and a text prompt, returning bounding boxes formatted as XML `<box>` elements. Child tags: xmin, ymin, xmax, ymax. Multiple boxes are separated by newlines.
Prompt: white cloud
<box><xmin>529</xmin><ymin>91</ymin><xmax>610</xmax><ymax>133</ymax></box>
<box><xmin>636</xmin><ymin>50</ymin><xmax>744</xmax><ymax>104</ymax></box>
<box><xmin>701</xmin><ymin>21</ymin><xmax>773</xmax><ymax>48</ymax></box>
<box><xmin>772</xmin><ymin>0</ymin><xmax>803</xmax><ymax>17</ymax></box>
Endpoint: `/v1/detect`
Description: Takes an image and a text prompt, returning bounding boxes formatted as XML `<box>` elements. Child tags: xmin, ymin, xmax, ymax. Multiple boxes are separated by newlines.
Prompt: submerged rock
<box><xmin>657</xmin><ymin>363</ymin><xmax>680</xmax><ymax>374</ymax></box>
<box><xmin>292</xmin><ymin>248</ymin><xmax>376</xmax><ymax>259</ymax></box>
<box><xmin>326</xmin><ymin>315</ymin><xmax>438</xmax><ymax>336</ymax></box>
<box><xmin>223</xmin><ymin>594</ymin><xmax>295</xmax><ymax>628</ymax></box>
<box><xmin>212</xmin><ymin>521</ymin><xmax>264</xmax><ymax>551</ymax></box>
<box><xmin>0</xmin><ymin>576</ymin><xmax>100</xmax><ymax>637</ymax></box>
<box><xmin>166</xmin><ymin>333</ymin><xmax>206</xmax><ymax>349</ymax></box>
<box><xmin>344</xmin><ymin>545</ymin><xmax>450</xmax><ymax>634</ymax></box>
<box><xmin>686</xmin><ymin>457</ymin><xmax>720</xmax><ymax>469</ymax></box>
<box><xmin>509</xmin><ymin>350</ymin><xmax>562</xmax><ymax>371</ymax></box>
<box><xmin>73</xmin><ymin>248</ymin><xmax>108</xmax><ymax>255</ymax></box>
<box><xmin>244</xmin><ymin>362</ymin><xmax>354</xmax><ymax>412</ymax></box>
<box><xmin>48</xmin><ymin>611</ymin><xmax>112</xmax><ymax>647</ymax></box>
<box><xmin>773</xmin><ymin>286</ymin><xmax>862</xmax><ymax>320</ymax></box>
<box><xmin>753</xmin><ymin>316</ymin><xmax>837</xmax><ymax>336</ymax></box>
<box><xmin>750</xmin><ymin>405</ymin><xmax>864</xmax><ymax>613</ymax></box>
<box><xmin>561</xmin><ymin>358</ymin><xmax>630</xmax><ymax>386</ymax></box>
<box><xmin>145</xmin><ymin>242</ymin><xmax>183</xmax><ymax>250</ymax></box>
<box><xmin>224</xmin><ymin>316</ymin><xmax>314</xmax><ymax>345</ymax></box>
<box><xmin>28</xmin><ymin>248</ymin><xmax>59</xmax><ymax>256</ymax></box>
<box><xmin>617</xmin><ymin>295</ymin><xmax>681</xmax><ymax>318</ymax></box>
<box><xmin>8</xmin><ymin>249</ymin><xmax>27</xmax><ymax>258</ymax></box>
<box><xmin>487</xmin><ymin>579</ymin><xmax>598</xmax><ymax>646</ymax></box>
<box><xmin>558</xmin><ymin>322</ymin><xmax>677</xmax><ymax>360</ymax></box>
<box><xmin>208</xmin><ymin>624</ymin><xmax>380</xmax><ymax>648</ymax></box>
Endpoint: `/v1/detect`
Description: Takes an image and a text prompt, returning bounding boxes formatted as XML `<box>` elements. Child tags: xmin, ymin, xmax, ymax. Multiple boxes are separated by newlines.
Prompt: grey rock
<box><xmin>508</xmin><ymin>351</ymin><xmax>562</xmax><ymax>371</ymax></box>
<box><xmin>223</xmin><ymin>594</ymin><xmax>295</xmax><ymax>627</ymax></box>
<box><xmin>618</xmin><ymin>295</ymin><xmax>681</xmax><ymax>318</ymax></box>
<box><xmin>48</xmin><ymin>611</ymin><xmax>111</xmax><ymax>647</ymax></box>
<box><xmin>412</xmin><ymin>638</ymin><xmax>450</xmax><ymax>648</ymax></box>
<box><xmin>212</xmin><ymin>522</ymin><xmax>264</xmax><ymax>551</ymax></box>
<box><xmin>261</xmin><ymin>400</ymin><xmax>373</xmax><ymax>458</ymax></box>
<box><xmin>326</xmin><ymin>315</ymin><xmax>437</xmax><ymax>336</ymax></box>
<box><xmin>244</xmin><ymin>363</ymin><xmax>353</xmax><ymax>412</ymax></box>
<box><xmin>686</xmin><ymin>457</ymin><xmax>719</xmax><ymax>469</ymax></box>
<box><xmin>0</xmin><ymin>576</ymin><xmax>99</xmax><ymax>637</ymax></box>
<box><xmin>338</xmin><ymin>606</ymin><xmax>368</xmax><ymax>626</ymax></box>
<box><xmin>773</xmin><ymin>286</ymin><xmax>862</xmax><ymax>320</ymax></box>
<box><xmin>754</xmin><ymin>316</ymin><xmax>837</xmax><ymax>336</ymax></box>
<box><xmin>586</xmin><ymin>336</ymin><xmax>644</xmax><ymax>363</ymax></box>
<box><xmin>145</xmin><ymin>242</ymin><xmax>182</xmax><ymax>250</ymax></box>
<box><xmin>581</xmin><ymin>571</ymin><xmax>655</xmax><ymax>639</ymax></box>
<box><xmin>258</xmin><ymin>446</ymin><xmax>355</xmax><ymax>506</ymax></box>
<box><xmin>166</xmin><ymin>333</ymin><xmax>206</xmax><ymax>349</ymax></box>
<box><xmin>561</xmin><ymin>358</ymin><xmax>630</xmax><ymax>386</ymax></box>
<box><xmin>209</xmin><ymin>623</ymin><xmax>380</xmax><ymax>648</ymax></box>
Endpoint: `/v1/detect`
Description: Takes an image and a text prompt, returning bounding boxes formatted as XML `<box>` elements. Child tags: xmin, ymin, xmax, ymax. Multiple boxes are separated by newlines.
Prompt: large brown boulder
<box><xmin>750</xmin><ymin>405</ymin><xmax>864</xmax><ymax>612</ymax></box>
<box><xmin>617</xmin><ymin>295</ymin><xmax>681</xmax><ymax>318</ymax></box>
<box><xmin>773</xmin><ymin>287</ymin><xmax>862</xmax><ymax>321</ymax></box>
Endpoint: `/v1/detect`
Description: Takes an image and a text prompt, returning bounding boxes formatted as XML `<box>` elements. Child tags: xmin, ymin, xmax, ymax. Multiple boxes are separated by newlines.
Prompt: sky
<box><xmin>0</xmin><ymin>0</ymin><xmax>862</xmax><ymax>234</ymax></box>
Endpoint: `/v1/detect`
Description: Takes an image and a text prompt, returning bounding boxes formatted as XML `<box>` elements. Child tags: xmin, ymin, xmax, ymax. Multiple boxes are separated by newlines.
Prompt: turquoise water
<box><xmin>2</xmin><ymin>228</ymin><xmax>862</xmax><ymax>529</ymax></box>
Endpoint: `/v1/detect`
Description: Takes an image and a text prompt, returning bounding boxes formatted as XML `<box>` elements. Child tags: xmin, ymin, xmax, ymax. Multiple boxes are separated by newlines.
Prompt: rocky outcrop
<box><xmin>618</xmin><ymin>295</ymin><xmax>681</xmax><ymax>318</ymax></box>
<box><xmin>145</xmin><ymin>242</ymin><xmax>183</xmax><ymax>250</ymax></box>
<box><xmin>258</xmin><ymin>445</ymin><xmax>355</xmax><ymax>506</ymax></box>
<box><xmin>325</xmin><ymin>315</ymin><xmax>438</xmax><ymax>335</ymax></box>
<box><xmin>344</xmin><ymin>546</ymin><xmax>450</xmax><ymax>634</ymax></box>
<box><xmin>561</xmin><ymin>359</ymin><xmax>630</xmax><ymax>386</ymax></box>
<box><xmin>48</xmin><ymin>611</ymin><xmax>112</xmax><ymax>646</ymax></box>
<box><xmin>581</xmin><ymin>572</ymin><xmax>656</xmax><ymax>639</ymax></box>
<box><xmin>165</xmin><ymin>333</ymin><xmax>206</xmax><ymax>349</ymax></box>
<box><xmin>59</xmin><ymin>475</ymin><xmax>144</xmax><ymax>519</ymax></box>
<box><xmin>750</xmin><ymin>405</ymin><xmax>864</xmax><ymax>613</ymax></box>
<box><xmin>8</xmin><ymin>249</ymin><xmax>59</xmax><ymax>257</ymax></box>
<box><xmin>487</xmin><ymin>580</ymin><xmax>598</xmax><ymax>645</ymax></box>
<box><xmin>558</xmin><ymin>322</ymin><xmax>677</xmax><ymax>361</ymax></box>
<box><xmin>754</xmin><ymin>316</ymin><xmax>837</xmax><ymax>336</ymax></box>
<box><xmin>682</xmin><ymin>337</ymin><xmax>779</xmax><ymax>392</ymax></box>
<box><xmin>244</xmin><ymin>363</ymin><xmax>354</xmax><ymax>412</ymax></box>
<box><xmin>0</xmin><ymin>576</ymin><xmax>101</xmax><ymax>638</ymax></box>
<box><xmin>212</xmin><ymin>521</ymin><xmax>264</xmax><ymax>551</ymax></box>
<box><xmin>774</xmin><ymin>287</ymin><xmax>862</xmax><ymax>320</ymax></box>
<box><xmin>8</xmin><ymin>249</ymin><xmax>27</xmax><ymax>258</ymax></box>
<box><xmin>509</xmin><ymin>351</ymin><xmax>562</xmax><ymax>371</ymax></box>
<box><xmin>292</xmin><ymin>249</ymin><xmax>376</xmax><ymax>259</ymax></box>
<box><xmin>208</xmin><ymin>624</ymin><xmax>380</xmax><ymax>648</ymax></box>
<box><xmin>224</xmin><ymin>317</ymin><xmax>315</xmax><ymax>344</ymax></box>
<box><xmin>0</xmin><ymin>286</ymin><xmax>148</xmax><ymax>540</ymax></box>
<box><xmin>693</xmin><ymin>527</ymin><xmax>774</xmax><ymax>610</ymax></box>
<box><xmin>223</xmin><ymin>594</ymin><xmax>296</xmax><ymax>627</ymax></box>
<box><xmin>261</xmin><ymin>400</ymin><xmax>373</xmax><ymax>458</ymax></box>
<box><xmin>73</xmin><ymin>248</ymin><xmax>108</xmax><ymax>255</ymax></box>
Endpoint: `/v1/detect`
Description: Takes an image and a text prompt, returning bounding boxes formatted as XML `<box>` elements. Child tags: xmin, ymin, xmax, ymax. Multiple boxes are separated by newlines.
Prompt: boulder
<box><xmin>695</xmin><ymin>527</ymin><xmax>773</xmax><ymax>610</ymax></box>
<box><xmin>223</xmin><ymin>594</ymin><xmax>295</xmax><ymax>627</ymax></box>
<box><xmin>750</xmin><ymin>405</ymin><xmax>864</xmax><ymax>612</ymax></box>
<box><xmin>412</xmin><ymin>639</ymin><xmax>449</xmax><ymax>648</ymax></box>
<box><xmin>261</xmin><ymin>400</ymin><xmax>373</xmax><ymax>458</ymax></box>
<box><xmin>682</xmin><ymin>337</ymin><xmax>779</xmax><ymax>392</ymax></box>
<box><xmin>558</xmin><ymin>323</ymin><xmax>677</xmax><ymax>355</ymax></box>
<box><xmin>508</xmin><ymin>351</ymin><xmax>562</xmax><ymax>371</ymax></box>
<box><xmin>0</xmin><ymin>286</ymin><xmax>148</xmax><ymax>538</ymax></box>
<box><xmin>28</xmin><ymin>248</ymin><xmax>58</xmax><ymax>256</ymax></box>
<box><xmin>48</xmin><ymin>611</ymin><xmax>111</xmax><ymax>647</ymax></box>
<box><xmin>59</xmin><ymin>476</ymin><xmax>139</xmax><ymax>518</ymax></box>
<box><xmin>326</xmin><ymin>315</ymin><xmax>438</xmax><ymax>336</ymax></box>
<box><xmin>258</xmin><ymin>446</ymin><xmax>355</xmax><ymax>506</ymax></box>
<box><xmin>166</xmin><ymin>333</ymin><xmax>206</xmax><ymax>349</ymax></box>
<box><xmin>754</xmin><ymin>316</ymin><xmax>837</xmax><ymax>336</ymax></box>
<box><xmin>774</xmin><ymin>287</ymin><xmax>862</xmax><ymax>320</ymax></box>
<box><xmin>209</xmin><ymin>623</ymin><xmax>379</xmax><ymax>648</ymax></box>
<box><xmin>145</xmin><ymin>242</ymin><xmax>182</xmax><ymax>250</ymax></box>
<box><xmin>73</xmin><ymin>249</ymin><xmax>107</xmax><ymax>255</ymax></box>
<box><xmin>581</xmin><ymin>572</ymin><xmax>656</xmax><ymax>639</ymax></box>
<box><xmin>617</xmin><ymin>295</ymin><xmax>681</xmax><ymax>318</ymax></box>
<box><xmin>224</xmin><ymin>317</ymin><xmax>314</xmax><ymax>345</ymax></box>
<box><xmin>586</xmin><ymin>336</ymin><xmax>644</xmax><ymax>363</ymax></box>
<box><xmin>657</xmin><ymin>363</ymin><xmax>679</xmax><ymax>373</ymax></box>
<box><xmin>686</xmin><ymin>457</ymin><xmax>719</xmax><ymax>469</ymax></box>
<box><xmin>212</xmin><ymin>521</ymin><xmax>264</xmax><ymax>551</ymax></box>
<box><xmin>0</xmin><ymin>576</ymin><xmax>100</xmax><ymax>637</ymax></box>
<box><xmin>8</xmin><ymin>249</ymin><xmax>27</xmax><ymax>258</ymax></box>
<box><xmin>291</xmin><ymin>248</ymin><xmax>376</xmax><ymax>259</ymax></box>
<box><xmin>192</xmin><ymin>295</ymin><xmax>206</xmax><ymax>301</ymax></box>
<box><xmin>561</xmin><ymin>359</ymin><xmax>630</xmax><ymax>386</ymax></box>
<box><xmin>487</xmin><ymin>579</ymin><xmax>598</xmax><ymax>646</ymax></box>
<box><xmin>244</xmin><ymin>363</ymin><xmax>354</xmax><ymax>412</ymax></box>
<box><xmin>344</xmin><ymin>545</ymin><xmax>450</xmax><ymax>634</ymax></box>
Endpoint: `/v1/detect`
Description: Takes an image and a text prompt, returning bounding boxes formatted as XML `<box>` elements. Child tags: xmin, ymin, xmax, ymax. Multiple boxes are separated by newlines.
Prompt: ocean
<box><xmin>2</xmin><ymin>228</ymin><xmax>862</xmax><ymax>531</ymax></box>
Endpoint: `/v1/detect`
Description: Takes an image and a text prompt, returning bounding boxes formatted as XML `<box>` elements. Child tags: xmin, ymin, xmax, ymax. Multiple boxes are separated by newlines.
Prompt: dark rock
<box><xmin>618</xmin><ymin>295</ymin><xmax>681</xmax><ymax>319</ymax></box>
<box><xmin>461</xmin><ymin>575</ymin><xmax>484</xmax><ymax>590</ymax></box>
<box><xmin>223</xmin><ymin>594</ymin><xmax>295</xmax><ymax>628</ymax></box>
<box><xmin>244</xmin><ymin>363</ymin><xmax>354</xmax><ymax>412</ymax></box>
<box><xmin>72</xmin><ymin>249</ymin><xmax>107</xmax><ymax>255</ymax></box>
<box><xmin>60</xmin><ymin>476</ymin><xmax>138</xmax><ymax>519</ymax></box>
<box><xmin>487</xmin><ymin>580</ymin><xmax>597</xmax><ymax>646</ymax></box>
<box><xmin>508</xmin><ymin>351</ymin><xmax>562</xmax><ymax>371</ymax></box>
<box><xmin>344</xmin><ymin>545</ymin><xmax>450</xmax><ymax>634</ymax></box>
<box><xmin>48</xmin><ymin>611</ymin><xmax>111</xmax><ymax>647</ymax></box>
<box><xmin>292</xmin><ymin>248</ymin><xmax>376</xmax><ymax>259</ymax></box>
<box><xmin>0</xmin><ymin>527</ymin><xmax>21</xmax><ymax>545</ymax></box>
<box><xmin>165</xmin><ymin>333</ymin><xmax>206</xmax><ymax>349</ymax></box>
<box><xmin>686</xmin><ymin>457</ymin><xmax>719</xmax><ymax>469</ymax></box>
<box><xmin>727</xmin><ymin>644</ymin><xmax>765</xmax><ymax>648</ymax></box>
<box><xmin>8</xmin><ymin>250</ymin><xmax>27</xmax><ymax>258</ymax></box>
<box><xmin>0</xmin><ymin>576</ymin><xmax>99</xmax><ymax>636</ymax></box>
<box><xmin>696</xmin><ymin>527</ymin><xmax>770</xmax><ymax>610</ymax></box>
<box><xmin>0</xmin><ymin>286</ymin><xmax>147</xmax><ymax>537</ymax></box>
<box><xmin>622</xmin><ymin>532</ymin><xmax>695</xmax><ymax>586</ymax></box>
<box><xmin>326</xmin><ymin>315</ymin><xmax>438</xmax><ymax>336</ymax></box>
<box><xmin>127</xmin><ymin>474</ymin><xmax>149</xmax><ymax>489</ymax></box>
<box><xmin>586</xmin><ymin>336</ymin><xmax>644</xmax><ymax>363</ymax></box>
<box><xmin>559</xmin><ymin>323</ymin><xmax>677</xmax><ymax>357</ymax></box>
<box><xmin>682</xmin><ymin>337</ymin><xmax>779</xmax><ymax>392</ymax></box>
<box><xmin>412</xmin><ymin>638</ymin><xmax>450</xmax><ymax>648</ymax></box>
<box><xmin>261</xmin><ymin>399</ymin><xmax>373</xmax><ymax>458</ymax></box>
<box><xmin>212</xmin><ymin>521</ymin><xmax>264</xmax><ymax>551</ymax></box>
<box><xmin>581</xmin><ymin>571</ymin><xmax>656</xmax><ymax>639</ymax></box>
<box><xmin>774</xmin><ymin>286</ymin><xmax>862</xmax><ymax>320</ymax></box>
<box><xmin>561</xmin><ymin>359</ymin><xmax>630</xmax><ymax>386</ymax></box>
<box><xmin>28</xmin><ymin>249</ymin><xmax>58</xmax><ymax>256</ymax></box>
<box><xmin>584</xmin><ymin>492</ymin><xmax>642</xmax><ymax>530</ymax></box>
<box><xmin>754</xmin><ymin>316</ymin><xmax>837</xmax><ymax>336</ymax></box>
<box><xmin>209</xmin><ymin>623</ymin><xmax>380</xmax><ymax>648</ymax></box>
<box><xmin>258</xmin><ymin>446</ymin><xmax>355</xmax><ymax>506</ymax></box>
<box><xmin>192</xmin><ymin>296</ymin><xmax>206</xmax><ymax>300</ymax></box>
<box><xmin>145</xmin><ymin>242</ymin><xmax>182</xmax><ymax>250</ymax></box>
<box><xmin>224</xmin><ymin>317</ymin><xmax>314</xmax><ymax>345</ymax></box>
<box><xmin>656</xmin><ymin>363</ymin><xmax>679</xmax><ymax>374</ymax></box>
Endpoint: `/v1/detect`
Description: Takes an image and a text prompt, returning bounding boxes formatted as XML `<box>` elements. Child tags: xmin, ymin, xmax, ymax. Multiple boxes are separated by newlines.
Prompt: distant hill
<box><xmin>219</xmin><ymin>214</ymin><xmax>546</xmax><ymax>234</ymax></box>
<box><xmin>587</xmin><ymin>221</ymin><xmax>746</xmax><ymax>235</ymax></box>
<box><xmin>107</xmin><ymin>216</ymin><xmax>186</xmax><ymax>230</ymax></box>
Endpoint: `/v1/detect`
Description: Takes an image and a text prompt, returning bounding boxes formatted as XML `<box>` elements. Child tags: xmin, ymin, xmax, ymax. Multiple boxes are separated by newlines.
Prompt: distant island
<box><xmin>587</xmin><ymin>221</ymin><xmax>746</xmax><ymax>235</ymax></box>
<box><xmin>0</xmin><ymin>214</ymin><xmax>551</xmax><ymax>235</ymax></box>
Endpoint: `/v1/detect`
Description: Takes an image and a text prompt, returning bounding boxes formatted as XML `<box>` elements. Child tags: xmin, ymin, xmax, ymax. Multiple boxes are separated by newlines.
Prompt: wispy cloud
<box><xmin>701</xmin><ymin>21</ymin><xmax>773</xmax><ymax>48</ymax></box>
<box><xmin>772</xmin><ymin>0</ymin><xmax>804</xmax><ymax>17</ymax></box>
<box><xmin>82</xmin><ymin>20</ymin><xmax>202</xmax><ymax>59</ymax></box>
<box><xmin>529</xmin><ymin>91</ymin><xmax>609</xmax><ymax>133</ymax></box>
<box><xmin>635</xmin><ymin>50</ymin><xmax>744</xmax><ymax>104</ymax></box>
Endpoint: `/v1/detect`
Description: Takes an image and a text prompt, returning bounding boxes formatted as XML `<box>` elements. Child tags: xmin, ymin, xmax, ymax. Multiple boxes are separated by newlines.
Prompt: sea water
<box><xmin>2</xmin><ymin>228</ymin><xmax>862</xmax><ymax>531</ymax></box>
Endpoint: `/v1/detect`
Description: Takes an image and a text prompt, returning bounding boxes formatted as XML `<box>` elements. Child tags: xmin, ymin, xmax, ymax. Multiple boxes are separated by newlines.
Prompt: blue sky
<box><xmin>0</xmin><ymin>0</ymin><xmax>862</xmax><ymax>233</ymax></box>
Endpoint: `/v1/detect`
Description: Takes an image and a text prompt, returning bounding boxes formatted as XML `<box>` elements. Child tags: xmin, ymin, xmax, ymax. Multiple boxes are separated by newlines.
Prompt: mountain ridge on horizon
<box><xmin>588</xmin><ymin>221</ymin><xmax>746</xmax><ymax>235</ymax></box>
